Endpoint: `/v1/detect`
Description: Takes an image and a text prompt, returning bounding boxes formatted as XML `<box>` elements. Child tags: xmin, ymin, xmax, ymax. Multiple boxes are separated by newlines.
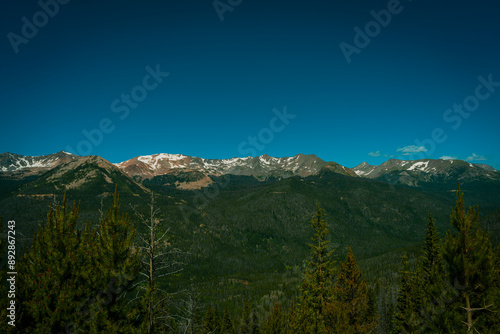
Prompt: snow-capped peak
<box><xmin>0</xmin><ymin>152</ymin><xmax>77</xmax><ymax>173</ymax></box>
<box><xmin>114</xmin><ymin>153</ymin><xmax>337</xmax><ymax>179</ymax></box>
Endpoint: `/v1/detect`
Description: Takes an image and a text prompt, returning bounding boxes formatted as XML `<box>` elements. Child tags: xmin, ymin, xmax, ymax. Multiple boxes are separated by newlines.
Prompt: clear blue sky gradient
<box><xmin>1</xmin><ymin>0</ymin><xmax>499</xmax><ymax>168</ymax></box>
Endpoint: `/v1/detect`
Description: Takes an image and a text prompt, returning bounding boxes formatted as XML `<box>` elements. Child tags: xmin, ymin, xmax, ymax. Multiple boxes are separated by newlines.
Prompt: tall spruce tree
<box><xmin>221</xmin><ymin>306</ymin><xmax>235</xmax><ymax>334</ymax></box>
<box><xmin>299</xmin><ymin>204</ymin><xmax>335</xmax><ymax>333</ymax></box>
<box><xmin>417</xmin><ymin>214</ymin><xmax>450</xmax><ymax>332</ymax></box>
<box><xmin>203</xmin><ymin>304</ymin><xmax>220</xmax><ymax>334</ymax></box>
<box><xmin>87</xmin><ymin>187</ymin><xmax>141</xmax><ymax>333</ymax></box>
<box><xmin>443</xmin><ymin>185</ymin><xmax>497</xmax><ymax>333</ymax></box>
<box><xmin>261</xmin><ymin>303</ymin><xmax>286</xmax><ymax>334</ymax></box>
<box><xmin>422</xmin><ymin>214</ymin><xmax>444</xmax><ymax>282</ymax></box>
<box><xmin>326</xmin><ymin>246</ymin><xmax>378</xmax><ymax>333</ymax></box>
<box><xmin>240</xmin><ymin>299</ymin><xmax>252</xmax><ymax>334</ymax></box>
<box><xmin>393</xmin><ymin>253</ymin><xmax>421</xmax><ymax>333</ymax></box>
<box><xmin>17</xmin><ymin>194</ymin><xmax>95</xmax><ymax>333</ymax></box>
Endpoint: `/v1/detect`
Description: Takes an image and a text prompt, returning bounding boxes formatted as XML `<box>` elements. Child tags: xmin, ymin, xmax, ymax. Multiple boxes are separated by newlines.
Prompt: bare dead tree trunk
<box><xmin>132</xmin><ymin>192</ymin><xmax>185</xmax><ymax>333</ymax></box>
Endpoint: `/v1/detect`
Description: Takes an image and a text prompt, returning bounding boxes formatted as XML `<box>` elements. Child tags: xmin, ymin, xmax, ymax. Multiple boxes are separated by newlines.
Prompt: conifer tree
<box><xmin>326</xmin><ymin>246</ymin><xmax>378</xmax><ymax>333</ymax></box>
<box><xmin>299</xmin><ymin>204</ymin><xmax>335</xmax><ymax>333</ymax></box>
<box><xmin>17</xmin><ymin>193</ymin><xmax>95</xmax><ymax>333</ymax></box>
<box><xmin>393</xmin><ymin>253</ymin><xmax>421</xmax><ymax>333</ymax></box>
<box><xmin>240</xmin><ymin>299</ymin><xmax>252</xmax><ymax>334</ymax></box>
<box><xmin>261</xmin><ymin>303</ymin><xmax>286</xmax><ymax>334</ymax></box>
<box><xmin>443</xmin><ymin>185</ymin><xmax>497</xmax><ymax>333</ymax></box>
<box><xmin>416</xmin><ymin>214</ymin><xmax>451</xmax><ymax>332</ymax></box>
<box><xmin>221</xmin><ymin>306</ymin><xmax>235</xmax><ymax>334</ymax></box>
<box><xmin>85</xmin><ymin>186</ymin><xmax>141</xmax><ymax>333</ymax></box>
<box><xmin>482</xmin><ymin>245</ymin><xmax>500</xmax><ymax>331</ymax></box>
<box><xmin>422</xmin><ymin>214</ymin><xmax>444</xmax><ymax>282</ymax></box>
<box><xmin>285</xmin><ymin>298</ymin><xmax>299</xmax><ymax>334</ymax></box>
<box><xmin>204</xmin><ymin>304</ymin><xmax>220</xmax><ymax>334</ymax></box>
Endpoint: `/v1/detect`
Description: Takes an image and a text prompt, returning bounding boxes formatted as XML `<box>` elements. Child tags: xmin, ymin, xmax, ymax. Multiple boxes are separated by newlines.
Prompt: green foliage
<box><xmin>415</xmin><ymin>214</ymin><xmax>451</xmax><ymax>332</ymax></box>
<box><xmin>203</xmin><ymin>304</ymin><xmax>221</xmax><ymax>334</ymax></box>
<box><xmin>443</xmin><ymin>185</ymin><xmax>497</xmax><ymax>333</ymax></box>
<box><xmin>299</xmin><ymin>204</ymin><xmax>335</xmax><ymax>332</ymax></box>
<box><xmin>239</xmin><ymin>299</ymin><xmax>252</xmax><ymax>334</ymax></box>
<box><xmin>17</xmin><ymin>193</ymin><xmax>94</xmax><ymax>333</ymax></box>
<box><xmin>260</xmin><ymin>303</ymin><xmax>286</xmax><ymax>334</ymax></box>
<box><xmin>325</xmin><ymin>246</ymin><xmax>378</xmax><ymax>333</ymax></box>
<box><xmin>221</xmin><ymin>306</ymin><xmax>235</xmax><ymax>334</ymax></box>
<box><xmin>16</xmin><ymin>189</ymin><xmax>141</xmax><ymax>333</ymax></box>
<box><xmin>393</xmin><ymin>253</ymin><xmax>422</xmax><ymax>333</ymax></box>
<box><xmin>84</xmin><ymin>187</ymin><xmax>141</xmax><ymax>333</ymax></box>
<box><xmin>2</xmin><ymin>167</ymin><xmax>500</xmax><ymax>333</ymax></box>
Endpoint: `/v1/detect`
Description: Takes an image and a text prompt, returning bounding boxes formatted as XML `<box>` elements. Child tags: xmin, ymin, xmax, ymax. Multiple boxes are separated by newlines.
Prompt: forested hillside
<box><xmin>1</xmin><ymin>174</ymin><xmax>499</xmax><ymax>332</ymax></box>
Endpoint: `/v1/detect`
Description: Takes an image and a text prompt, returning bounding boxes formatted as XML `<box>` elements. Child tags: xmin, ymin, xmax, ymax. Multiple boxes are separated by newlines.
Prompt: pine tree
<box><xmin>17</xmin><ymin>193</ymin><xmax>95</xmax><ymax>333</ymax></box>
<box><xmin>85</xmin><ymin>186</ymin><xmax>141</xmax><ymax>333</ymax></box>
<box><xmin>443</xmin><ymin>185</ymin><xmax>497</xmax><ymax>333</ymax></box>
<box><xmin>417</xmin><ymin>213</ymin><xmax>451</xmax><ymax>332</ymax></box>
<box><xmin>240</xmin><ymin>299</ymin><xmax>252</xmax><ymax>334</ymax></box>
<box><xmin>326</xmin><ymin>246</ymin><xmax>378</xmax><ymax>333</ymax></box>
<box><xmin>422</xmin><ymin>214</ymin><xmax>444</xmax><ymax>282</ymax></box>
<box><xmin>482</xmin><ymin>245</ymin><xmax>500</xmax><ymax>331</ymax></box>
<box><xmin>261</xmin><ymin>303</ymin><xmax>286</xmax><ymax>334</ymax></box>
<box><xmin>285</xmin><ymin>298</ymin><xmax>299</xmax><ymax>334</ymax></box>
<box><xmin>204</xmin><ymin>304</ymin><xmax>220</xmax><ymax>334</ymax></box>
<box><xmin>221</xmin><ymin>306</ymin><xmax>235</xmax><ymax>334</ymax></box>
<box><xmin>393</xmin><ymin>253</ymin><xmax>421</xmax><ymax>333</ymax></box>
<box><xmin>299</xmin><ymin>204</ymin><xmax>335</xmax><ymax>333</ymax></box>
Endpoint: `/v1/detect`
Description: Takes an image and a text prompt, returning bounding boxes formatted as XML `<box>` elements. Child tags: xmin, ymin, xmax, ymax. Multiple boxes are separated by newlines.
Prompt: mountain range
<box><xmin>1</xmin><ymin>150</ymin><xmax>499</xmax><ymax>309</ymax></box>
<box><xmin>352</xmin><ymin>158</ymin><xmax>499</xmax><ymax>186</ymax></box>
<box><xmin>1</xmin><ymin>151</ymin><xmax>498</xmax><ymax>189</ymax></box>
<box><xmin>2</xmin><ymin>150</ymin><xmax>499</xmax><ymax>226</ymax></box>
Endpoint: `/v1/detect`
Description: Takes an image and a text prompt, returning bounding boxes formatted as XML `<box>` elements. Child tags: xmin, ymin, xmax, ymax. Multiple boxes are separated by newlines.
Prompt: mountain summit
<box><xmin>352</xmin><ymin>158</ymin><xmax>500</xmax><ymax>186</ymax></box>
<box><xmin>114</xmin><ymin>153</ymin><xmax>345</xmax><ymax>180</ymax></box>
<box><xmin>1</xmin><ymin>152</ymin><xmax>498</xmax><ymax>191</ymax></box>
<box><xmin>0</xmin><ymin>151</ymin><xmax>77</xmax><ymax>178</ymax></box>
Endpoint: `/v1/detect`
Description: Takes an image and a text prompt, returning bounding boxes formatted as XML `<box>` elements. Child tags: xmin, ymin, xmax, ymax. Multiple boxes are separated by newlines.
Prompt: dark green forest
<box><xmin>1</xmin><ymin>183</ymin><xmax>499</xmax><ymax>333</ymax></box>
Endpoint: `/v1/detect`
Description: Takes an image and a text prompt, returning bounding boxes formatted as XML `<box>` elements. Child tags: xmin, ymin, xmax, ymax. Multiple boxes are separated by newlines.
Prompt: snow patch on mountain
<box><xmin>408</xmin><ymin>161</ymin><xmax>429</xmax><ymax>171</ymax></box>
<box><xmin>115</xmin><ymin>153</ymin><xmax>339</xmax><ymax>179</ymax></box>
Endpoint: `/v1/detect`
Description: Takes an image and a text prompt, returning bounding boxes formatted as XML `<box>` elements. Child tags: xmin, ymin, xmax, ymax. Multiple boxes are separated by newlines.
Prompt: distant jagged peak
<box><xmin>0</xmin><ymin>151</ymin><xmax>78</xmax><ymax>173</ymax></box>
<box><xmin>352</xmin><ymin>157</ymin><xmax>500</xmax><ymax>185</ymax></box>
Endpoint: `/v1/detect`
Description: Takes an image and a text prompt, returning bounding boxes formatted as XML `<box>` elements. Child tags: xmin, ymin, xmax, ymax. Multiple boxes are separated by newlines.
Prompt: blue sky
<box><xmin>1</xmin><ymin>0</ymin><xmax>499</xmax><ymax>168</ymax></box>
